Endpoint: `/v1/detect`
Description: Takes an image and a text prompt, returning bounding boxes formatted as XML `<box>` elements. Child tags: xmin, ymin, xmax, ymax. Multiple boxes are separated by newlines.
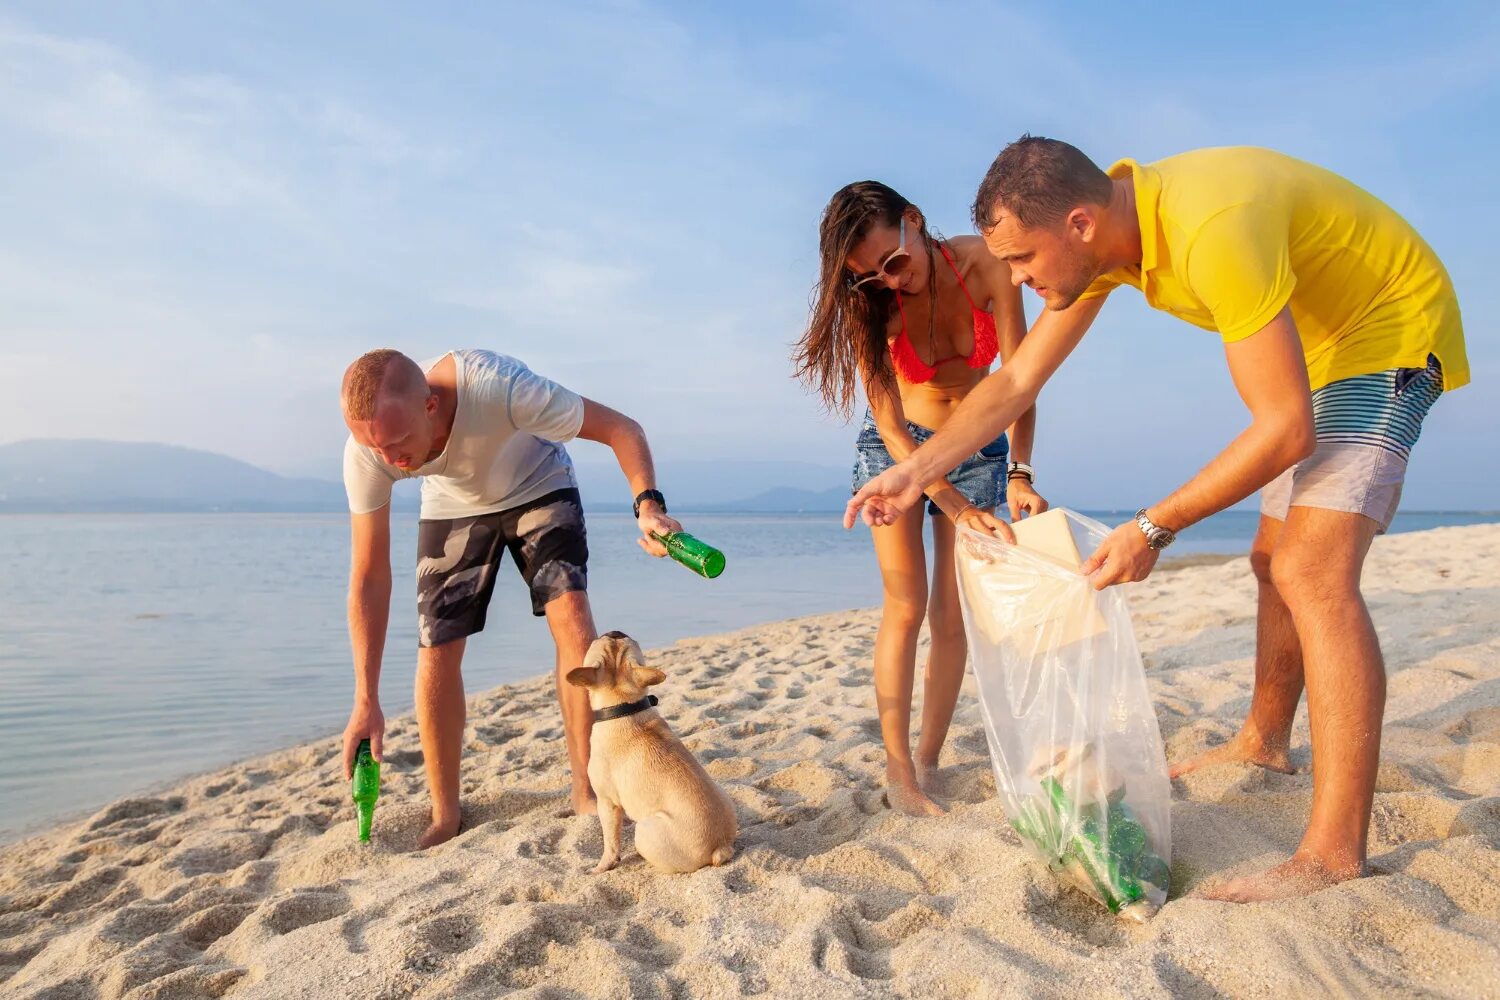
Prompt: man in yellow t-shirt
<box><xmin>846</xmin><ymin>137</ymin><xmax>1468</xmax><ymax>903</ymax></box>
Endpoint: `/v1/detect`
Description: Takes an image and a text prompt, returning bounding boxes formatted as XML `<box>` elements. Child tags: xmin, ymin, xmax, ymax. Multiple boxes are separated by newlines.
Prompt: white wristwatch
<box><xmin>1134</xmin><ymin>508</ymin><xmax>1177</xmax><ymax>551</ymax></box>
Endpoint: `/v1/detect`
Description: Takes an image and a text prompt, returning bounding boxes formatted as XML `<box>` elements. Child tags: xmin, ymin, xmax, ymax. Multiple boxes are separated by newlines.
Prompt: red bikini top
<box><xmin>890</xmin><ymin>242</ymin><xmax>998</xmax><ymax>384</ymax></box>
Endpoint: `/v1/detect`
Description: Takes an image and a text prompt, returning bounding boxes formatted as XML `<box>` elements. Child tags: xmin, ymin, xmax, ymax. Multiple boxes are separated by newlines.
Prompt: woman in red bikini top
<box><xmin>793</xmin><ymin>181</ymin><xmax>1047</xmax><ymax>818</ymax></box>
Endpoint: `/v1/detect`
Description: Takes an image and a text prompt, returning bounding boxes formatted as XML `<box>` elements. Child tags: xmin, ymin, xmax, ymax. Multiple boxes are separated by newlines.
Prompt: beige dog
<box><xmin>567</xmin><ymin>631</ymin><xmax>737</xmax><ymax>874</ymax></box>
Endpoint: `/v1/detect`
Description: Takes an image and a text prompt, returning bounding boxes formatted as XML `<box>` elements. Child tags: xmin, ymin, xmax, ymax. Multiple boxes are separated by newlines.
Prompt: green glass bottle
<box><xmin>351</xmin><ymin>739</ymin><xmax>380</xmax><ymax>843</ymax></box>
<box><xmin>653</xmin><ymin>531</ymin><xmax>726</xmax><ymax>579</ymax></box>
<box><xmin>1039</xmin><ymin>777</ymin><xmax>1169</xmax><ymax>913</ymax></box>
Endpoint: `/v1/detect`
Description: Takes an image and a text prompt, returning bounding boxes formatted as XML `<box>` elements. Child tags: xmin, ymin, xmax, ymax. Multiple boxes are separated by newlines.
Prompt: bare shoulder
<box><xmin>947</xmin><ymin>235</ymin><xmax>1009</xmax><ymax>276</ymax></box>
<box><xmin>944</xmin><ymin>234</ymin><xmax>988</xmax><ymax>266</ymax></box>
<box><xmin>945</xmin><ymin>236</ymin><xmax>1014</xmax><ymax>304</ymax></box>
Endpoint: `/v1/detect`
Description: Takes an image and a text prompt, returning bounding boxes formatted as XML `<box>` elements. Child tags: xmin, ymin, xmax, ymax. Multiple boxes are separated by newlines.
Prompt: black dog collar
<box><xmin>592</xmin><ymin>695</ymin><xmax>658</xmax><ymax>723</ymax></box>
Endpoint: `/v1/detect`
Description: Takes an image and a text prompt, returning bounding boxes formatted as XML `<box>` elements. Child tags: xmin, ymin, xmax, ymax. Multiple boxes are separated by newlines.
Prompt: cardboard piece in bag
<box><xmin>961</xmin><ymin>508</ymin><xmax>1109</xmax><ymax>651</ymax></box>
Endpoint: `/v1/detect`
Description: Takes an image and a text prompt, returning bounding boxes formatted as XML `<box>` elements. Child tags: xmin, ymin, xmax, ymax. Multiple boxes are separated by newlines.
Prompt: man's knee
<box><xmin>1249</xmin><ymin>545</ymin><xmax>1276</xmax><ymax>587</ymax></box>
<box><xmin>418</xmin><ymin>640</ymin><xmax>467</xmax><ymax>675</ymax></box>
<box><xmin>544</xmin><ymin>589</ymin><xmax>595</xmax><ymax>632</ymax></box>
<box><xmin>1270</xmin><ymin>545</ymin><xmax>1361</xmax><ymax>610</ymax></box>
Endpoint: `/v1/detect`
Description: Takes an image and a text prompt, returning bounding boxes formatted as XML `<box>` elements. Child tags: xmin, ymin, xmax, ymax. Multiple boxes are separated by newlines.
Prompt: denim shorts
<box><xmin>851</xmin><ymin>410</ymin><xmax>1009</xmax><ymax>516</ymax></box>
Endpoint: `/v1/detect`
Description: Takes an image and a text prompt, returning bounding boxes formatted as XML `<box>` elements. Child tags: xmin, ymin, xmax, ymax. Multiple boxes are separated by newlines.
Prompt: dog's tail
<box><xmin>709</xmin><ymin>843</ymin><xmax>735</xmax><ymax>867</ymax></box>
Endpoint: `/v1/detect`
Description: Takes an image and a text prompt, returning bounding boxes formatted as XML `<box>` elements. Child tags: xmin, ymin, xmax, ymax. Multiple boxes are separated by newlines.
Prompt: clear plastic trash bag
<box><xmin>955</xmin><ymin>508</ymin><xmax>1172</xmax><ymax>921</ymax></box>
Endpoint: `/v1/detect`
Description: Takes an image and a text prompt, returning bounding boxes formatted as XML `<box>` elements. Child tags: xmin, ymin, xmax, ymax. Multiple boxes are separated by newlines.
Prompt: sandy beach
<box><xmin>2</xmin><ymin>522</ymin><xmax>1498</xmax><ymax>999</ymax></box>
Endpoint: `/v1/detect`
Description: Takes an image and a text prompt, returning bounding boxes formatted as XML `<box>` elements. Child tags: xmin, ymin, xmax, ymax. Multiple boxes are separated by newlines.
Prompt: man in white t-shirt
<box><xmin>338</xmin><ymin>348</ymin><xmax>685</xmax><ymax>847</ymax></box>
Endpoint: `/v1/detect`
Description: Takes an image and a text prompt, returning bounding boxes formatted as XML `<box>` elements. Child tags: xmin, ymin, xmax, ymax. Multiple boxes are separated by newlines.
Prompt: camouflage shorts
<box><xmin>415</xmin><ymin>488</ymin><xmax>589</xmax><ymax>647</ymax></box>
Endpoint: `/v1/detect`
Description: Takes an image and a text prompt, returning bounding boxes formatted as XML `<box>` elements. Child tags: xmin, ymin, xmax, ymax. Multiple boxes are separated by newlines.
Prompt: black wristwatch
<box><xmin>632</xmin><ymin>489</ymin><xmax>667</xmax><ymax>519</ymax></box>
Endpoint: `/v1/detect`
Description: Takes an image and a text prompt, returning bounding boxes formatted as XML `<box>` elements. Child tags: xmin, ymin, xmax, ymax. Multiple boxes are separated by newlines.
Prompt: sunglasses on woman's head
<box><xmin>848</xmin><ymin>217</ymin><xmax>910</xmax><ymax>290</ymax></box>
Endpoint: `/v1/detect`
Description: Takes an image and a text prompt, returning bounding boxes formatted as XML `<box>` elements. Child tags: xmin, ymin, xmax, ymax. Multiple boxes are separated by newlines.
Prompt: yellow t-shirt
<box><xmin>1081</xmin><ymin>147</ymin><xmax>1468</xmax><ymax>392</ymax></box>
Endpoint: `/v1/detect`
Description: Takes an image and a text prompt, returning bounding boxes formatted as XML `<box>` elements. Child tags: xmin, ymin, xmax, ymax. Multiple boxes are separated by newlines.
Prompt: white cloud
<box><xmin>0</xmin><ymin>4</ymin><xmax>1493</xmax><ymax>505</ymax></box>
<box><xmin>295</xmin><ymin>96</ymin><xmax>461</xmax><ymax>172</ymax></box>
<box><xmin>432</xmin><ymin>253</ymin><xmax>646</xmax><ymax>322</ymax></box>
<box><xmin>0</xmin><ymin>18</ymin><xmax>462</xmax><ymax>222</ymax></box>
<box><xmin>0</xmin><ymin>23</ymin><xmax>298</xmax><ymax>215</ymax></box>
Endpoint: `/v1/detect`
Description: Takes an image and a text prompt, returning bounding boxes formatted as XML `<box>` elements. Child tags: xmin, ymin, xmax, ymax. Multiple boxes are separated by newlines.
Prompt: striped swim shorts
<box><xmin>1261</xmin><ymin>354</ymin><xmax>1444</xmax><ymax>531</ymax></box>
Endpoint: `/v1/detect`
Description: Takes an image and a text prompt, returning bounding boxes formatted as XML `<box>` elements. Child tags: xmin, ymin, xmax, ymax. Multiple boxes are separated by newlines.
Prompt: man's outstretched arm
<box><xmin>845</xmin><ymin>294</ymin><xmax>1105</xmax><ymax>528</ymax></box>
<box><xmin>1081</xmin><ymin>306</ymin><xmax>1316</xmax><ymax>588</ymax></box>
<box><xmin>575</xmin><ymin>399</ymin><xmax>683</xmax><ymax>556</ymax></box>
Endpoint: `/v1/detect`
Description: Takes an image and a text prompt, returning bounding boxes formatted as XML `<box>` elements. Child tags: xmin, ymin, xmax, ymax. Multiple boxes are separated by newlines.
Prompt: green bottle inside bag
<box><xmin>1038</xmin><ymin>777</ymin><xmax>1168</xmax><ymax>913</ymax></box>
<box><xmin>351</xmin><ymin>738</ymin><xmax>380</xmax><ymax>843</ymax></box>
<box><xmin>653</xmin><ymin>531</ymin><xmax>726</xmax><ymax>579</ymax></box>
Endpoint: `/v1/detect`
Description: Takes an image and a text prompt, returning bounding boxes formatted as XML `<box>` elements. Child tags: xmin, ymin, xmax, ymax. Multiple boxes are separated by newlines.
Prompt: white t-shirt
<box><xmin>342</xmin><ymin>349</ymin><xmax>586</xmax><ymax>520</ymax></box>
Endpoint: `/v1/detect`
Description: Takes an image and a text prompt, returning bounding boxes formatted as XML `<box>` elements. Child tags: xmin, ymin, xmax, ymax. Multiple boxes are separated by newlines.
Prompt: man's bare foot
<box><xmin>1170</xmin><ymin>731</ymin><xmax>1294</xmax><ymax>779</ymax></box>
<box><xmin>571</xmin><ymin>786</ymin><xmax>598</xmax><ymax>817</ymax></box>
<box><xmin>417</xmin><ymin>816</ymin><xmax>461</xmax><ymax>849</ymax></box>
<box><xmin>885</xmin><ymin>762</ymin><xmax>945</xmax><ymax>817</ymax></box>
<box><xmin>1198</xmin><ymin>850</ymin><xmax>1363</xmax><ymax>903</ymax></box>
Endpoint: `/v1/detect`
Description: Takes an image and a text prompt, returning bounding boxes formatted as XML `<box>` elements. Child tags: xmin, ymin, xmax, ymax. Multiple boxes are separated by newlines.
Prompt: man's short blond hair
<box><xmin>341</xmin><ymin>349</ymin><xmax>428</xmax><ymax>421</ymax></box>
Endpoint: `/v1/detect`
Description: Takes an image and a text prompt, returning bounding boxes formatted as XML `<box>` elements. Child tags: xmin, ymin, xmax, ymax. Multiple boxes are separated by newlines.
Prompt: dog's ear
<box><xmin>618</xmin><ymin>637</ymin><xmax>661</xmax><ymax>687</ymax></box>
<box><xmin>584</xmin><ymin>637</ymin><xmax>613</xmax><ymax>665</ymax></box>
<box><xmin>565</xmin><ymin>666</ymin><xmax>601</xmax><ymax>689</ymax></box>
<box><xmin>576</xmin><ymin>636</ymin><xmax>613</xmax><ymax>679</ymax></box>
<box><xmin>630</xmin><ymin>665</ymin><xmax>667</xmax><ymax>688</ymax></box>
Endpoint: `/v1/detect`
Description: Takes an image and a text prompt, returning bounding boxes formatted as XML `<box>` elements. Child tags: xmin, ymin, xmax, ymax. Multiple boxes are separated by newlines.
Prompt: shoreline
<box><xmin>0</xmin><ymin>551</ymin><xmax>1245</xmax><ymax>848</ymax></box>
<box><xmin>0</xmin><ymin>608</ymin><xmax>879</xmax><ymax>852</ymax></box>
<box><xmin>3</xmin><ymin>524</ymin><xmax>1497</xmax><ymax>998</ymax></box>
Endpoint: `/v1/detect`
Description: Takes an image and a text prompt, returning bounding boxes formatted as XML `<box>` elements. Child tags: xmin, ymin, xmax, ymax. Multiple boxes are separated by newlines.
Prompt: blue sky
<box><xmin>1</xmin><ymin>1</ymin><xmax>1495</xmax><ymax>509</ymax></box>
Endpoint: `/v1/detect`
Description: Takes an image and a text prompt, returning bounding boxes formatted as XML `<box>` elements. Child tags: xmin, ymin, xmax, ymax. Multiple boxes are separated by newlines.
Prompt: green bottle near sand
<box><xmin>1009</xmin><ymin>778</ymin><xmax>1168</xmax><ymax>917</ymax></box>
<box><xmin>653</xmin><ymin>531</ymin><xmax>726</xmax><ymax>579</ymax></box>
<box><xmin>351</xmin><ymin>739</ymin><xmax>380</xmax><ymax>843</ymax></box>
<box><xmin>1039</xmin><ymin>777</ymin><xmax>1167</xmax><ymax>915</ymax></box>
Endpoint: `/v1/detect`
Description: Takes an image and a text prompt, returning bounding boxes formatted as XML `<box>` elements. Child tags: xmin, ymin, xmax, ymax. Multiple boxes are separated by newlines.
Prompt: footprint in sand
<box><xmin>162</xmin><ymin>831</ymin><xmax>271</xmax><ymax>877</ymax></box>
<box><xmin>1453</xmin><ymin>796</ymin><xmax>1500</xmax><ymax>846</ymax></box>
<box><xmin>96</xmin><ymin>899</ymin><xmax>177</xmax><ymax>946</ymax></box>
<box><xmin>417</xmin><ymin>913</ymin><xmax>482</xmax><ymax>955</ymax></box>
<box><xmin>705</xmin><ymin>757</ymin><xmax>757</xmax><ymax>780</ymax></box>
<box><xmin>495</xmin><ymin>882</ymin><xmax>560</xmax><ymax>906</ymax></box>
<box><xmin>517</xmin><ymin>825</ymin><xmax>565</xmax><ymax>859</ymax></box>
<box><xmin>808</xmin><ymin>910</ymin><xmax>893</xmax><ymax>983</ymax></box>
<box><xmin>722</xmin><ymin>866</ymin><xmax>769</xmax><ymax>896</ymax></box>
<box><xmin>177</xmin><ymin>902</ymin><xmax>257</xmax><ymax>948</ymax></box>
<box><xmin>475</xmin><ymin>721</ymin><xmax>526</xmax><ymax>745</ymax></box>
<box><xmin>464</xmin><ymin>788</ymin><xmax>559</xmax><ymax>828</ymax></box>
<box><xmin>256</xmin><ymin>886</ymin><xmax>352</xmax><ymax>935</ymax></box>
<box><xmin>614</xmin><ymin>921</ymin><xmax>681</xmax><ymax>967</ymax></box>
<box><xmin>380</xmin><ymin>748</ymin><xmax>424</xmax><ymax>769</ymax></box>
<box><xmin>37</xmin><ymin>865</ymin><xmax>129</xmax><ymax>916</ymax></box>
<box><xmin>203</xmin><ymin>780</ymin><xmax>236</xmax><ymax>798</ymax></box>
<box><xmin>82</xmin><ymin>796</ymin><xmax>185</xmax><ymax>833</ymax></box>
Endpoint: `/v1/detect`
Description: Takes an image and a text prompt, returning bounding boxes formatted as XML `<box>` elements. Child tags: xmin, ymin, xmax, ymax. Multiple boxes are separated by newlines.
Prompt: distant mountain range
<box><xmin>571</xmin><ymin>459</ymin><xmax>850</xmax><ymax>513</ymax></box>
<box><xmin>0</xmin><ymin>440</ymin><xmax>350</xmax><ymax>512</ymax></box>
<box><xmin>695</xmin><ymin>485</ymin><xmax>851</xmax><ymax>513</ymax></box>
<box><xmin>0</xmin><ymin>440</ymin><xmax>850</xmax><ymax>513</ymax></box>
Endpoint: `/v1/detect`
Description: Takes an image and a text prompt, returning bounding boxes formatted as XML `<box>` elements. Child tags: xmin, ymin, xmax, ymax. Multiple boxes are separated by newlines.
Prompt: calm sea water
<box><xmin>1</xmin><ymin>508</ymin><xmax>1494</xmax><ymax>841</ymax></box>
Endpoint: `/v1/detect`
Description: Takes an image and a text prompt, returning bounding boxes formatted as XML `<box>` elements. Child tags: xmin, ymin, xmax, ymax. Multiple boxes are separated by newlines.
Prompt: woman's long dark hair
<box><xmin>793</xmin><ymin>180</ymin><xmax>938</xmax><ymax>418</ymax></box>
